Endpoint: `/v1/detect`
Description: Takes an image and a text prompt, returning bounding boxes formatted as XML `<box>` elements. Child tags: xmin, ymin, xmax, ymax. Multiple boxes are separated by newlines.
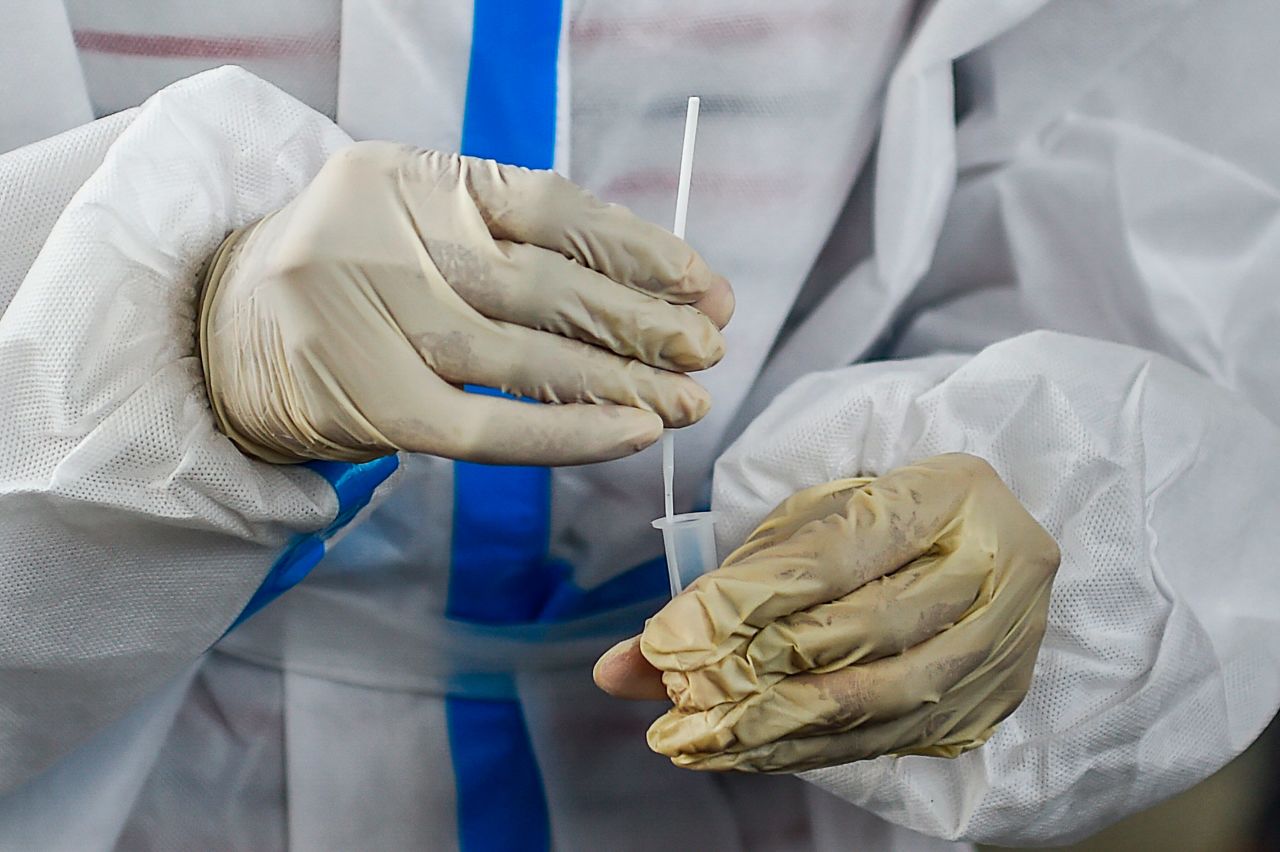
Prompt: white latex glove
<box><xmin>199</xmin><ymin>140</ymin><xmax>734</xmax><ymax>465</ymax></box>
<box><xmin>596</xmin><ymin>454</ymin><xmax>1059</xmax><ymax>772</ymax></box>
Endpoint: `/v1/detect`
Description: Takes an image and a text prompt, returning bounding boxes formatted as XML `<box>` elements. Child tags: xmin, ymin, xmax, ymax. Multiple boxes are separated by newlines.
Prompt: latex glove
<box><xmin>199</xmin><ymin>140</ymin><xmax>734</xmax><ymax>465</ymax></box>
<box><xmin>594</xmin><ymin>454</ymin><xmax>1059</xmax><ymax>772</ymax></box>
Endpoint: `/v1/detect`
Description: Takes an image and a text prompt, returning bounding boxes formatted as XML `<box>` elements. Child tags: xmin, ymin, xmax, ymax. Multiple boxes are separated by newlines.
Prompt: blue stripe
<box><xmin>451</xmin><ymin>389</ymin><xmax>669</xmax><ymax>623</ymax></box>
<box><xmin>228</xmin><ymin>456</ymin><xmax>400</xmax><ymax>631</ymax></box>
<box><xmin>447</xmin><ymin>697</ymin><xmax>551</xmax><ymax>851</ymax></box>
<box><xmin>447</xmin><ymin>2</ymin><xmax>563</xmax><ymax>849</ymax></box>
<box><xmin>449</xmin><ymin>389</ymin><xmax>560</xmax><ymax>624</ymax></box>
<box><xmin>459</xmin><ymin>0</ymin><xmax>561</xmax><ymax>168</ymax></box>
<box><xmin>536</xmin><ymin>555</ymin><xmax>668</xmax><ymax>622</ymax></box>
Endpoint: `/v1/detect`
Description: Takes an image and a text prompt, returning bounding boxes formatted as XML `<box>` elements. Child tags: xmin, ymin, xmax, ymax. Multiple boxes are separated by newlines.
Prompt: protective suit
<box><xmin>2</xmin><ymin>1</ymin><xmax>1280</xmax><ymax>850</ymax></box>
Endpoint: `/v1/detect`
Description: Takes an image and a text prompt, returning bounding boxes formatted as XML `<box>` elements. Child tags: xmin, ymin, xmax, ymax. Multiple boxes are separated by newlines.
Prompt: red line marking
<box><xmin>601</xmin><ymin>169</ymin><xmax>796</xmax><ymax>201</ymax></box>
<box><xmin>73</xmin><ymin>29</ymin><xmax>337</xmax><ymax>60</ymax></box>
<box><xmin>570</xmin><ymin>11</ymin><xmax>854</xmax><ymax>46</ymax></box>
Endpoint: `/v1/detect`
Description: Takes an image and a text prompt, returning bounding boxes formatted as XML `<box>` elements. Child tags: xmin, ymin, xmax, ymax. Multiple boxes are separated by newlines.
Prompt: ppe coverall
<box><xmin>2</xmin><ymin>1</ymin><xmax>1280</xmax><ymax>849</ymax></box>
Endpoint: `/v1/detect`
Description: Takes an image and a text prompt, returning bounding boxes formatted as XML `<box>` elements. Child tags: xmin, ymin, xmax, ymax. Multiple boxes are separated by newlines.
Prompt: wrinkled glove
<box><xmin>595</xmin><ymin>454</ymin><xmax>1059</xmax><ymax>772</ymax></box>
<box><xmin>199</xmin><ymin>140</ymin><xmax>733</xmax><ymax>465</ymax></box>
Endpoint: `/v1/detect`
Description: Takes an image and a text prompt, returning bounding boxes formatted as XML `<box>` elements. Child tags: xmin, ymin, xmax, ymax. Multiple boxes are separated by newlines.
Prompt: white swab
<box><xmin>662</xmin><ymin>96</ymin><xmax>700</xmax><ymax>522</ymax></box>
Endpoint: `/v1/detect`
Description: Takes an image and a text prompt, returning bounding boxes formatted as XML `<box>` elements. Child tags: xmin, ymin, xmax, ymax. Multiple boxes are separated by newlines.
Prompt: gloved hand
<box><xmin>594</xmin><ymin>454</ymin><xmax>1060</xmax><ymax>772</ymax></box>
<box><xmin>199</xmin><ymin>140</ymin><xmax>733</xmax><ymax>465</ymax></box>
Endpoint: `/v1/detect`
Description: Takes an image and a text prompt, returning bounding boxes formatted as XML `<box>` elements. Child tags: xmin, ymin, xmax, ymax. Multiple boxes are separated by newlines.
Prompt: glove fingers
<box><xmin>656</xmin><ymin>648</ymin><xmax>982</xmax><ymax>757</ymax></box>
<box><xmin>447</xmin><ymin>242</ymin><xmax>725</xmax><ymax>372</ymax></box>
<box><xmin>747</xmin><ymin>548</ymin><xmax>990</xmax><ymax>675</ymax></box>
<box><xmin>310</xmin><ymin>322</ymin><xmax>667</xmax><ymax>464</ymax></box>
<box><xmin>650</xmin><ymin>571</ymin><xmax>1051</xmax><ymax>768</ymax></box>
<box><xmin>459</xmin><ymin>156</ymin><xmax>733</xmax><ymax>323</ymax></box>
<box><xmin>661</xmin><ymin>676</ymin><xmax>994</xmax><ymax>773</ymax></box>
<box><xmin>659</xmin><ymin>720</ymin><xmax>911</xmax><ymax>773</ymax></box>
<box><xmin>752</xmin><ymin>479</ymin><xmax>1055</xmax><ymax>674</ymax></box>
<box><xmin>764</xmin><ymin>569</ymin><xmax>1033</xmax><ymax>732</ymax></box>
<box><xmin>379</xmin><ymin>385</ymin><xmax>664</xmax><ymax>465</ymax></box>
<box><xmin>651</xmin><ymin>679</ymin><xmax>943</xmax><ymax>771</ymax></box>
<box><xmin>428</xmin><ymin>320</ymin><xmax>710</xmax><ymax>428</ymax></box>
<box><xmin>661</xmin><ymin>551</ymin><xmax>983</xmax><ymax>711</ymax></box>
<box><xmin>642</xmin><ymin>458</ymin><xmax>979</xmax><ymax>672</ymax></box>
<box><xmin>271</xmin><ymin>333</ymin><xmax>667</xmax><ymax>466</ymax></box>
<box><xmin>694</xmin><ymin>612</ymin><xmax>1045</xmax><ymax>772</ymax></box>
<box><xmin>652</xmin><ymin>584</ymin><xmax>1016</xmax><ymax>757</ymax></box>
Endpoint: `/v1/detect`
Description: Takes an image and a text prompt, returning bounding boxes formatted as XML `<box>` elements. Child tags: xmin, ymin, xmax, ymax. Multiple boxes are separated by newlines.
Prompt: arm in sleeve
<box><xmin>712</xmin><ymin>330</ymin><xmax>1280</xmax><ymax>845</ymax></box>
<box><xmin>0</xmin><ymin>109</ymin><xmax>137</xmax><ymax>316</ymax></box>
<box><xmin>0</xmin><ymin>67</ymin><xmax>397</xmax><ymax>794</ymax></box>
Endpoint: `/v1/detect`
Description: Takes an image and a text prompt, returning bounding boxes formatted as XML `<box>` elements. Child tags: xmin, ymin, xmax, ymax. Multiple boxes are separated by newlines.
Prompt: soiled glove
<box><xmin>200</xmin><ymin>140</ymin><xmax>733</xmax><ymax>465</ymax></box>
<box><xmin>596</xmin><ymin>454</ymin><xmax>1059</xmax><ymax>772</ymax></box>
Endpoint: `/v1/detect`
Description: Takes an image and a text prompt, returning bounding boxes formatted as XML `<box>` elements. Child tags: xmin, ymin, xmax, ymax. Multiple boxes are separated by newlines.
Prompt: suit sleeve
<box><xmin>713</xmin><ymin>331</ymin><xmax>1280</xmax><ymax>845</ymax></box>
<box><xmin>0</xmin><ymin>67</ymin><xmax>396</xmax><ymax>794</ymax></box>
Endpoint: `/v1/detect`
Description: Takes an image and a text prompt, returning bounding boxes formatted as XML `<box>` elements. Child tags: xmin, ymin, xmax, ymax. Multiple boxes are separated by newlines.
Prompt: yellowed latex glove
<box><xmin>199</xmin><ymin>141</ymin><xmax>733</xmax><ymax>465</ymax></box>
<box><xmin>594</xmin><ymin>454</ymin><xmax>1059</xmax><ymax>772</ymax></box>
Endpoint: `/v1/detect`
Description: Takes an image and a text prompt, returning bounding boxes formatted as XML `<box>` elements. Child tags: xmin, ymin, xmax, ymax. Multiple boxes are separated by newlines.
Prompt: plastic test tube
<box><xmin>651</xmin><ymin>511</ymin><xmax>718</xmax><ymax>596</ymax></box>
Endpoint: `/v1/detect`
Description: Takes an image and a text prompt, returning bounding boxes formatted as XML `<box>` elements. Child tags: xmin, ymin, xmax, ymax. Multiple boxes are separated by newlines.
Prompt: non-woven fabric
<box><xmin>713</xmin><ymin>332</ymin><xmax>1280</xmax><ymax>845</ymax></box>
<box><xmin>0</xmin><ymin>67</ymin><xmax>365</xmax><ymax>794</ymax></box>
<box><xmin>896</xmin><ymin>0</ymin><xmax>1280</xmax><ymax>429</ymax></box>
<box><xmin>0</xmin><ymin>110</ymin><xmax>136</xmax><ymax>314</ymax></box>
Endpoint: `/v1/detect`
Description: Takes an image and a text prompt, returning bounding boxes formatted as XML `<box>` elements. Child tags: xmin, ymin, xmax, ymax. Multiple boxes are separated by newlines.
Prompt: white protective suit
<box><xmin>2</xmin><ymin>0</ymin><xmax>1280</xmax><ymax>849</ymax></box>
